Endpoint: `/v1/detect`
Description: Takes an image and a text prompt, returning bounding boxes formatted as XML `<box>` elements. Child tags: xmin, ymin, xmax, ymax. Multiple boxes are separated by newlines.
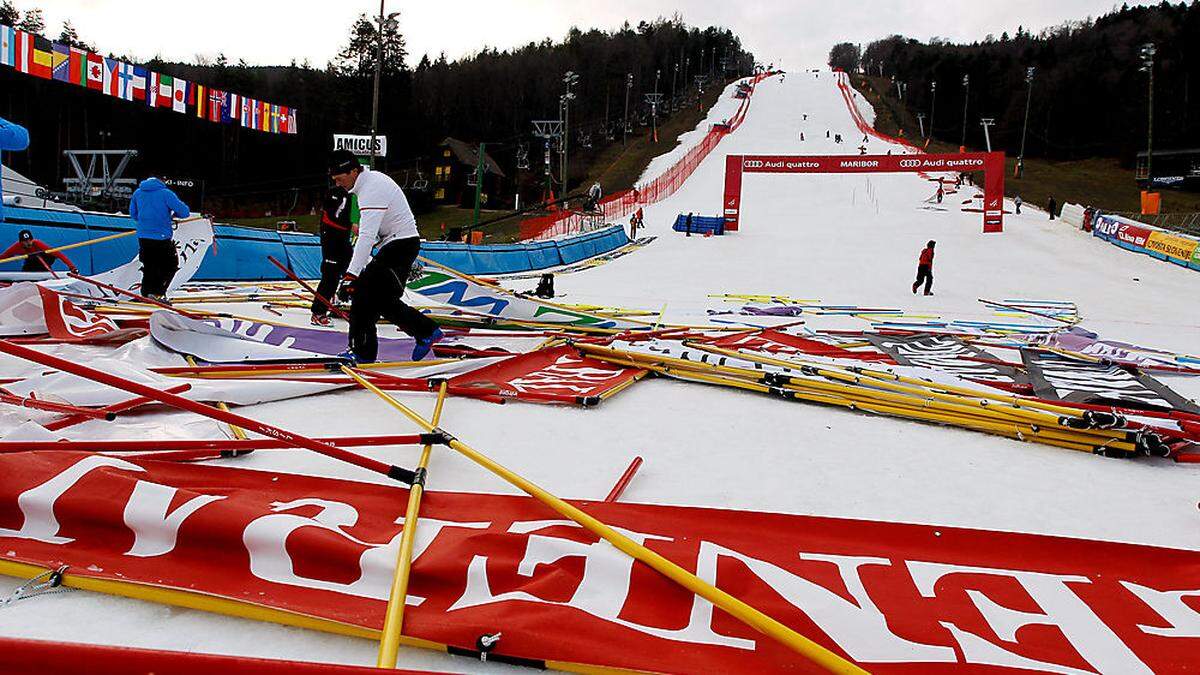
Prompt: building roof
<box><xmin>1137</xmin><ymin>148</ymin><xmax>1200</xmax><ymax>158</ymax></box>
<box><xmin>440</xmin><ymin>138</ymin><xmax>506</xmax><ymax>178</ymax></box>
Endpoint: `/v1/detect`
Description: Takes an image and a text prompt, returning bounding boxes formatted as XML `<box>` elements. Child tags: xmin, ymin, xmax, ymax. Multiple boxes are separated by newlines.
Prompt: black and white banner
<box><xmin>864</xmin><ymin>333</ymin><xmax>1027</xmax><ymax>388</ymax></box>
<box><xmin>1021</xmin><ymin>350</ymin><xmax>1200</xmax><ymax>413</ymax></box>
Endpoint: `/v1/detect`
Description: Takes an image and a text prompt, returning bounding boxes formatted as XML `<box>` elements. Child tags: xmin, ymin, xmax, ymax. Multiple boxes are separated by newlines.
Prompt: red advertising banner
<box><xmin>448</xmin><ymin>345</ymin><xmax>644</xmax><ymax>404</ymax></box>
<box><xmin>723</xmin><ymin>152</ymin><xmax>1006</xmax><ymax>233</ymax></box>
<box><xmin>1</xmin><ymin>452</ymin><xmax>1198</xmax><ymax>673</ymax></box>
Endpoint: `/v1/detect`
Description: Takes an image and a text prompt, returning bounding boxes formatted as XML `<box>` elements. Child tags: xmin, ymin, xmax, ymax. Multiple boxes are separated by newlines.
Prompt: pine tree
<box><xmin>0</xmin><ymin>0</ymin><xmax>20</xmax><ymax>26</ymax></box>
<box><xmin>16</xmin><ymin>7</ymin><xmax>43</xmax><ymax>33</ymax></box>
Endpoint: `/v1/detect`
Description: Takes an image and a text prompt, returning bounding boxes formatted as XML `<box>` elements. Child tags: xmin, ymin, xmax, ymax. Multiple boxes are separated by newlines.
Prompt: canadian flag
<box><xmin>85</xmin><ymin>53</ymin><xmax>104</xmax><ymax>91</ymax></box>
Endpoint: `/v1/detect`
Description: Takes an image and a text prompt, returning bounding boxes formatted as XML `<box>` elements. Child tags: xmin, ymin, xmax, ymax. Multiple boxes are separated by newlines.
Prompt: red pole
<box><xmin>44</xmin><ymin>384</ymin><xmax>192</xmax><ymax>431</ymax></box>
<box><xmin>0</xmin><ymin>339</ymin><xmax>416</xmax><ymax>482</ymax></box>
<box><xmin>267</xmin><ymin>256</ymin><xmax>350</xmax><ymax>321</ymax></box>
<box><xmin>604</xmin><ymin>456</ymin><xmax>644</xmax><ymax>502</ymax></box>
<box><xmin>0</xmin><ymin>391</ymin><xmax>116</xmax><ymax>420</ymax></box>
<box><xmin>0</xmin><ymin>434</ymin><xmax>426</xmax><ymax>454</ymax></box>
<box><xmin>67</xmin><ymin>272</ymin><xmax>204</xmax><ymax>320</ymax></box>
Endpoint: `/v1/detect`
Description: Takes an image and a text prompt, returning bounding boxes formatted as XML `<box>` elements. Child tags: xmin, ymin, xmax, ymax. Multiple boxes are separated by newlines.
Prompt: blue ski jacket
<box><xmin>0</xmin><ymin>117</ymin><xmax>31</xmax><ymax>225</ymax></box>
<box><xmin>129</xmin><ymin>178</ymin><xmax>191</xmax><ymax>240</ymax></box>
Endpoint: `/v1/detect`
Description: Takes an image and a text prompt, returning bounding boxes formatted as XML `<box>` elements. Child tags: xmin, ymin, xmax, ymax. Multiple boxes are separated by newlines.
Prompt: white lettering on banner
<box><xmin>705</xmin><ymin>547</ymin><xmax>956</xmax><ymax>663</ymax></box>
<box><xmin>123</xmin><ymin>481</ymin><xmax>225</xmax><ymax>557</ymax></box>
<box><xmin>243</xmin><ymin>498</ymin><xmax>487</xmax><ymax>602</ymax></box>
<box><xmin>447</xmin><ymin>520</ymin><xmax>757</xmax><ymax>648</ymax></box>
<box><xmin>1120</xmin><ymin>582</ymin><xmax>1200</xmax><ymax>637</ymax></box>
<box><xmin>507</xmin><ymin>354</ymin><xmax>627</xmax><ymax>394</ymax></box>
<box><xmin>0</xmin><ymin>456</ymin><xmax>143</xmax><ymax>545</ymax></box>
<box><xmin>908</xmin><ymin>561</ymin><xmax>1152</xmax><ymax>674</ymax></box>
<box><xmin>839</xmin><ymin>160</ymin><xmax>880</xmax><ymax>168</ymax></box>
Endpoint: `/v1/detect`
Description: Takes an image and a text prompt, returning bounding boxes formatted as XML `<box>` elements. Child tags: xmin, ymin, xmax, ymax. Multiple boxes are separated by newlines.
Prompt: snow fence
<box><xmin>1092</xmin><ymin>213</ymin><xmax>1200</xmax><ymax>272</ymax></box>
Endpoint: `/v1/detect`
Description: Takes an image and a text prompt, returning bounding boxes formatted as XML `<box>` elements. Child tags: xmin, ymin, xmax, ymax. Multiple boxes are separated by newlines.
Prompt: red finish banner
<box><xmin>1</xmin><ymin>452</ymin><xmax>1198</xmax><ymax>673</ymax></box>
<box><xmin>448</xmin><ymin>345</ymin><xmax>644</xmax><ymax>404</ymax></box>
<box><xmin>723</xmin><ymin>152</ymin><xmax>1005</xmax><ymax>233</ymax></box>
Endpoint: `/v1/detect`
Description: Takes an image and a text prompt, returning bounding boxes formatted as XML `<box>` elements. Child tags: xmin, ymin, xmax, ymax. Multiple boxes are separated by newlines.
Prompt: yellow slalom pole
<box><xmin>0</xmin><ymin>559</ymin><xmax>635</xmax><ymax>674</ymax></box>
<box><xmin>0</xmin><ymin>229</ymin><xmax>136</xmax><ymax>266</ymax></box>
<box><xmin>377</xmin><ymin>381</ymin><xmax>448</xmax><ymax>669</ymax></box>
<box><xmin>340</xmin><ymin>366</ymin><xmax>867</xmax><ymax>675</ymax></box>
<box><xmin>187</xmin><ymin>356</ymin><xmax>247</xmax><ymax>440</ymax></box>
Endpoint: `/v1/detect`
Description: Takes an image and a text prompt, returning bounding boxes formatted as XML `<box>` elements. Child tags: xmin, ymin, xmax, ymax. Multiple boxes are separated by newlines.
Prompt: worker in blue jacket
<box><xmin>0</xmin><ymin>117</ymin><xmax>31</xmax><ymax>225</ymax></box>
<box><xmin>128</xmin><ymin>177</ymin><xmax>190</xmax><ymax>300</ymax></box>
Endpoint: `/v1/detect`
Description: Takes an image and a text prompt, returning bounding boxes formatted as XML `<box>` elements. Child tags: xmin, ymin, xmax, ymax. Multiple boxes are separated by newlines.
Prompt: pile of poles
<box><xmin>577</xmin><ymin>339</ymin><xmax>1197</xmax><ymax>458</ymax></box>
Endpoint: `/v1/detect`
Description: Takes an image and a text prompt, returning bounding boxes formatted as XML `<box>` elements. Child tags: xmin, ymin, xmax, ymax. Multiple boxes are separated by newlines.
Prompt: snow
<box><xmin>2</xmin><ymin>70</ymin><xmax>1199</xmax><ymax>671</ymax></box>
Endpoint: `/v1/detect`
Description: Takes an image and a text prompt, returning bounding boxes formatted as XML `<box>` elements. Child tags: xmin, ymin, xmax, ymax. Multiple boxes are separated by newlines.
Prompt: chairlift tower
<box><xmin>532</xmin><ymin>120</ymin><xmax>563</xmax><ymax>204</ymax></box>
<box><xmin>645</xmin><ymin>93</ymin><xmax>664</xmax><ymax>143</ymax></box>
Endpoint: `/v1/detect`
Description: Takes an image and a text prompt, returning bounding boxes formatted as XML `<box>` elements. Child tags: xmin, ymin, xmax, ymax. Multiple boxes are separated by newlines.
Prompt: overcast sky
<box><xmin>28</xmin><ymin>1</ymin><xmax>1147</xmax><ymax>70</ymax></box>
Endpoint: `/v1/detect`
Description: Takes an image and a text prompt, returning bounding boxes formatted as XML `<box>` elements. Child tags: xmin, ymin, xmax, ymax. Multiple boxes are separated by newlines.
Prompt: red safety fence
<box><xmin>519</xmin><ymin>71</ymin><xmax>776</xmax><ymax>241</ymax></box>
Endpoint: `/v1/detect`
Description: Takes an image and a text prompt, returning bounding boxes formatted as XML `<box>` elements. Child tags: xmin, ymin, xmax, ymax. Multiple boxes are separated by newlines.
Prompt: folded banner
<box><xmin>409</xmin><ymin>259</ymin><xmax>647</xmax><ymax>331</ymax></box>
<box><xmin>47</xmin><ymin>217</ymin><xmax>213</xmax><ymax>299</ymax></box>
<box><xmin>0</xmin><ymin>283</ymin><xmax>143</xmax><ymax>343</ymax></box>
<box><xmin>447</xmin><ymin>344</ymin><xmax>644</xmax><ymax>403</ymax></box>
<box><xmin>1021</xmin><ymin>349</ymin><xmax>1200</xmax><ymax>413</ymax></box>
<box><xmin>149</xmin><ymin>313</ymin><xmax>417</xmax><ymax>363</ymax></box>
<box><xmin>865</xmin><ymin>333</ymin><xmax>1028</xmax><ymax>389</ymax></box>
<box><xmin>1</xmin><ymin>452</ymin><xmax>1197</xmax><ymax>673</ymax></box>
<box><xmin>1019</xmin><ymin>327</ymin><xmax>1199</xmax><ymax>374</ymax></box>
<box><xmin>712</xmin><ymin>329</ymin><xmax>893</xmax><ymax>362</ymax></box>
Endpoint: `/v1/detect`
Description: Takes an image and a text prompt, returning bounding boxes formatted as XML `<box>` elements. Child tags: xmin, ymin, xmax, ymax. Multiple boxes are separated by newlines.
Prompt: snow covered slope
<box><xmin>2</xmin><ymin>71</ymin><xmax>1197</xmax><ymax>672</ymax></box>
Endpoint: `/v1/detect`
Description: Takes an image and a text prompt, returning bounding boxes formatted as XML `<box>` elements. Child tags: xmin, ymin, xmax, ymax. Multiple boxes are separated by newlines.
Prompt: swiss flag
<box><xmin>85</xmin><ymin>53</ymin><xmax>104</xmax><ymax>91</ymax></box>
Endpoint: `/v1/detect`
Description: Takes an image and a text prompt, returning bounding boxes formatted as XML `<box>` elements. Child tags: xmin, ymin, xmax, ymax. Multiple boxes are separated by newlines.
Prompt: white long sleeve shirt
<box><xmin>347</xmin><ymin>169</ymin><xmax>419</xmax><ymax>276</ymax></box>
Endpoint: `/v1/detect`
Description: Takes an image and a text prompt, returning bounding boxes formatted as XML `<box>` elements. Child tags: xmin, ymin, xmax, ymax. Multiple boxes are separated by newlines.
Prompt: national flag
<box><xmin>130</xmin><ymin>65</ymin><xmax>148</xmax><ymax>101</ymax></box>
<box><xmin>287</xmin><ymin>108</ymin><xmax>298</xmax><ymax>135</ymax></box>
<box><xmin>155</xmin><ymin>74</ymin><xmax>174</xmax><ymax>107</ymax></box>
<box><xmin>0</xmin><ymin>25</ymin><xmax>14</xmax><ymax>68</ymax></box>
<box><xmin>147</xmin><ymin>72</ymin><xmax>160</xmax><ymax>106</ymax></box>
<box><xmin>171</xmin><ymin>76</ymin><xmax>188</xmax><ymax>113</ymax></box>
<box><xmin>115</xmin><ymin>61</ymin><xmax>135</xmax><ymax>100</ymax></box>
<box><xmin>85</xmin><ymin>52</ymin><xmax>104</xmax><ymax>91</ymax></box>
<box><xmin>67</xmin><ymin>47</ymin><xmax>87</xmax><ymax>85</ymax></box>
<box><xmin>278</xmin><ymin>106</ymin><xmax>289</xmax><ymax>134</ymax></box>
<box><xmin>258</xmin><ymin>100</ymin><xmax>269</xmax><ymax>131</ymax></box>
<box><xmin>102</xmin><ymin>57</ymin><xmax>121</xmax><ymax>96</ymax></box>
<box><xmin>222</xmin><ymin>92</ymin><xmax>239</xmax><ymax>124</ymax></box>
<box><xmin>240</xmin><ymin>97</ymin><xmax>252</xmax><ymax>127</ymax></box>
<box><xmin>14</xmin><ymin>29</ymin><xmax>32</xmax><ymax>74</ymax></box>
<box><xmin>207</xmin><ymin>88</ymin><xmax>224</xmax><ymax>122</ymax></box>
<box><xmin>191</xmin><ymin>82</ymin><xmax>206</xmax><ymax>118</ymax></box>
<box><xmin>31</xmin><ymin>35</ymin><xmax>53</xmax><ymax>79</ymax></box>
<box><xmin>50</xmin><ymin>42</ymin><xmax>70</xmax><ymax>81</ymax></box>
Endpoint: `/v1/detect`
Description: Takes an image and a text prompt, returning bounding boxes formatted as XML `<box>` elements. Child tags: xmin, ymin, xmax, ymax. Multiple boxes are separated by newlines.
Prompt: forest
<box><xmin>831</xmin><ymin>2</ymin><xmax>1200</xmax><ymax>164</ymax></box>
<box><xmin>0</xmin><ymin>2</ymin><xmax>752</xmax><ymax>216</ymax></box>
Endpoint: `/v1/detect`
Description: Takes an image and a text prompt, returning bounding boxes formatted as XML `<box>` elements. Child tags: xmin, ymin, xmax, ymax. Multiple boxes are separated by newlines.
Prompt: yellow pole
<box><xmin>340</xmin><ymin>366</ymin><xmax>867</xmax><ymax>675</ymax></box>
<box><xmin>377</xmin><ymin>380</ymin><xmax>448</xmax><ymax>669</ymax></box>
<box><xmin>0</xmin><ymin>559</ymin><xmax>635</xmax><ymax>675</ymax></box>
<box><xmin>186</xmin><ymin>356</ymin><xmax>247</xmax><ymax>440</ymax></box>
<box><xmin>0</xmin><ymin>229</ymin><xmax>137</xmax><ymax>266</ymax></box>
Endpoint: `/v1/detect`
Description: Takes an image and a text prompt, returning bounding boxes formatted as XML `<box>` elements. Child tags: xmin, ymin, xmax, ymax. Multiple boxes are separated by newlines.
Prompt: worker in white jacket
<box><xmin>329</xmin><ymin>150</ymin><xmax>441</xmax><ymax>362</ymax></box>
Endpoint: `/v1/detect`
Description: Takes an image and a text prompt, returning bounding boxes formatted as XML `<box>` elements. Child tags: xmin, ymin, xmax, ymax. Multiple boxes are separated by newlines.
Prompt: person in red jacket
<box><xmin>911</xmin><ymin>240</ymin><xmax>935</xmax><ymax>296</ymax></box>
<box><xmin>1</xmin><ymin>230</ymin><xmax>78</xmax><ymax>273</ymax></box>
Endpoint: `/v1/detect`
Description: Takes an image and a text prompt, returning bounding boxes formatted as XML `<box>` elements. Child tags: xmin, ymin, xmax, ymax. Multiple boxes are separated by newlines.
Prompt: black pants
<box><xmin>912</xmin><ymin>264</ymin><xmax>933</xmax><ymax>294</ymax></box>
<box><xmin>138</xmin><ymin>238</ymin><xmax>178</xmax><ymax>297</ymax></box>
<box><xmin>349</xmin><ymin>237</ymin><xmax>437</xmax><ymax>362</ymax></box>
<box><xmin>313</xmin><ymin>229</ymin><xmax>352</xmax><ymax>316</ymax></box>
<box><xmin>21</xmin><ymin>254</ymin><xmax>52</xmax><ymax>272</ymax></box>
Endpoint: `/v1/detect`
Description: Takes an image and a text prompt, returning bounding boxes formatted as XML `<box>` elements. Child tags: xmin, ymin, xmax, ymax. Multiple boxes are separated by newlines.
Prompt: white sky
<box><xmin>26</xmin><ymin>1</ymin><xmax>1148</xmax><ymax>70</ymax></box>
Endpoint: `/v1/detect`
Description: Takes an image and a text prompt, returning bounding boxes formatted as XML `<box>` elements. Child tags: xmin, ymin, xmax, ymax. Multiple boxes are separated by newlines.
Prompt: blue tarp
<box><xmin>672</xmin><ymin>214</ymin><xmax>725</xmax><ymax>235</ymax></box>
<box><xmin>1</xmin><ymin>207</ymin><xmax>631</xmax><ymax>279</ymax></box>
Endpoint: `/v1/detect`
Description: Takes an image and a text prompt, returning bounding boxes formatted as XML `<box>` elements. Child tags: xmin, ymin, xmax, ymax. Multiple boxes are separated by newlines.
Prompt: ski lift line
<box><xmin>339</xmin><ymin>367</ymin><xmax>867</xmax><ymax>675</ymax></box>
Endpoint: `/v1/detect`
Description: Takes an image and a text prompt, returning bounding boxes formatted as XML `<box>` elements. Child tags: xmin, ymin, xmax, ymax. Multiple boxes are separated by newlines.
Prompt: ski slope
<box><xmin>2</xmin><ymin>71</ymin><xmax>1199</xmax><ymax>672</ymax></box>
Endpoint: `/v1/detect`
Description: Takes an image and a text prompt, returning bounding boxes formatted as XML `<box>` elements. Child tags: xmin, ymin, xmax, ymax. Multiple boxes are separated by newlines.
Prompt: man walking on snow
<box><xmin>911</xmin><ymin>240</ymin><xmax>935</xmax><ymax>296</ymax></box>
<box><xmin>328</xmin><ymin>150</ymin><xmax>442</xmax><ymax>363</ymax></box>
<box><xmin>129</xmin><ymin>177</ymin><xmax>191</xmax><ymax>301</ymax></box>
<box><xmin>310</xmin><ymin>185</ymin><xmax>356</xmax><ymax>326</ymax></box>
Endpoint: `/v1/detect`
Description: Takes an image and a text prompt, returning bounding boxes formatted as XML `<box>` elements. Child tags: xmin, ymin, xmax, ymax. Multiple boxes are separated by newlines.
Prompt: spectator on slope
<box><xmin>311</xmin><ymin>185</ymin><xmax>357</xmax><ymax>327</ymax></box>
<box><xmin>685</xmin><ymin>212</ymin><xmax>694</xmax><ymax>237</ymax></box>
<box><xmin>0</xmin><ymin>116</ymin><xmax>30</xmax><ymax>227</ymax></box>
<box><xmin>328</xmin><ymin>149</ymin><xmax>442</xmax><ymax>363</ymax></box>
<box><xmin>1014</xmin><ymin>195</ymin><xmax>1023</xmax><ymax>215</ymax></box>
<box><xmin>629</xmin><ymin>212</ymin><xmax>638</xmax><ymax>239</ymax></box>
<box><xmin>0</xmin><ymin>229</ymin><xmax>78</xmax><ymax>273</ymax></box>
<box><xmin>1047</xmin><ymin>196</ymin><xmax>1057</xmax><ymax>220</ymax></box>
<box><xmin>129</xmin><ymin>177</ymin><xmax>191</xmax><ymax>301</ymax></box>
<box><xmin>911</xmin><ymin>240</ymin><xmax>936</xmax><ymax>296</ymax></box>
<box><xmin>936</xmin><ymin>184</ymin><xmax>944</xmax><ymax>204</ymax></box>
<box><xmin>584</xmin><ymin>181</ymin><xmax>603</xmax><ymax>212</ymax></box>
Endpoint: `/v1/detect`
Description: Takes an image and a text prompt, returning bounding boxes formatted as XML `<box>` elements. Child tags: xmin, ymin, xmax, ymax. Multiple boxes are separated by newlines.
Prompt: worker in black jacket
<box><xmin>311</xmin><ymin>186</ymin><xmax>355</xmax><ymax>326</ymax></box>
